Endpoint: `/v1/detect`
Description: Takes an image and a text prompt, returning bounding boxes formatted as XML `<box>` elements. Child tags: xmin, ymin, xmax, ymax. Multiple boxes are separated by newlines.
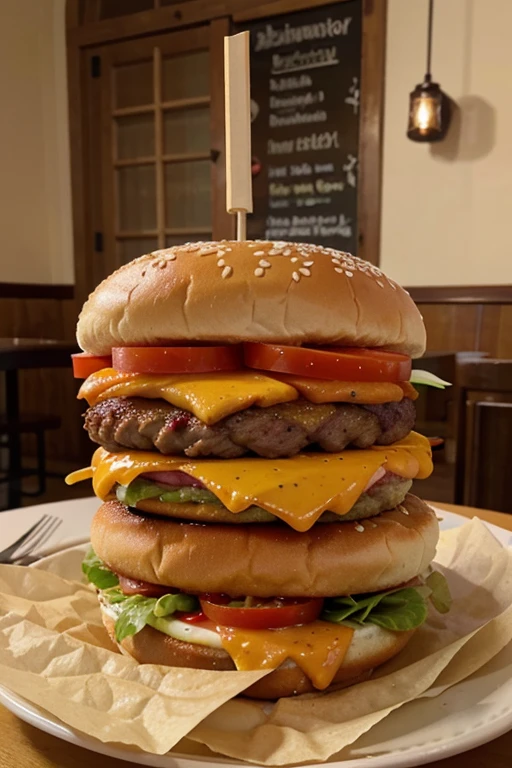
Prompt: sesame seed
<box><xmin>248</xmin><ymin>244</ymin><xmax>257</xmax><ymax>248</ymax></box>
<box><xmin>159</xmin><ymin>261</ymin><xmax>166</xmax><ymax>269</ymax></box>
<box><xmin>291</xmin><ymin>257</ymin><xmax>299</xmax><ymax>263</ymax></box>
<box><xmin>186</xmin><ymin>244</ymin><xmax>200</xmax><ymax>252</ymax></box>
<box><xmin>259</xmin><ymin>259</ymin><xmax>271</xmax><ymax>268</ymax></box>
<box><xmin>253</xmin><ymin>250</ymin><xmax>265</xmax><ymax>256</ymax></box>
<box><xmin>331</xmin><ymin>258</ymin><xmax>341</xmax><ymax>265</ymax></box>
<box><xmin>355</xmin><ymin>524</ymin><xmax>365</xmax><ymax>533</ymax></box>
<box><xmin>345</xmin><ymin>270</ymin><xmax>354</xmax><ymax>277</ymax></box>
<box><xmin>376</xmin><ymin>280</ymin><xmax>384</xmax><ymax>288</ymax></box>
<box><xmin>299</xmin><ymin>267</ymin><xmax>311</xmax><ymax>277</ymax></box>
<box><xmin>292</xmin><ymin>271</ymin><xmax>300</xmax><ymax>282</ymax></box>
<box><xmin>283</xmin><ymin>249</ymin><xmax>292</xmax><ymax>256</ymax></box>
<box><xmin>254</xmin><ymin>267</ymin><xmax>265</xmax><ymax>277</ymax></box>
<box><xmin>400</xmin><ymin>506</ymin><xmax>409</xmax><ymax>515</ymax></box>
<box><xmin>217</xmin><ymin>250</ymin><xmax>225</xmax><ymax>257</ymax></box>
<box><xmin>168</xmin><ymin>253</ymin><xmax>176</xmax><ymax>261</ymax></box>
<box><xmin>269</xmin><ymin>248</ymin><xmax>283</xmax><ymax>256</ymax></box>
<box><xmin>221</xmin><ymin>265</ymin><xmax>232</xmax><ymax>279</ymax></box>
<box><xmin>334</xmin><ymin>267</ymin><xmax>344</xmax><ymax>274</ymax></box>
<box><xmin>217</xmin><ymin>259</ymin><xmax>225</xmax><ymax>267</ymax></box>
<box><xmin>199</xmin><ymin>246</ymin><xmax>217</xmax><ymax>256</ymax></box>
<box><xmin>303</xmin><ymin>261</ymin><xmax>314</xmax><ymax>267</ymax></box>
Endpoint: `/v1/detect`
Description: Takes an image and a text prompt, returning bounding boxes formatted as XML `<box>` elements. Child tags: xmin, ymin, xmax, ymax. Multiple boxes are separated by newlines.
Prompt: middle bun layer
<box><xmin>91</xmin><ymin>495</ymin><xmax>438</xmax><ymax>597</ymax></box>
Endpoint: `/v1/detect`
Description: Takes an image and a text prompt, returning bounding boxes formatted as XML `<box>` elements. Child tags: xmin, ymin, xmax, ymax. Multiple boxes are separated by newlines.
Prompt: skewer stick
<box><xmin>224</xmin><ymin>32</ymin><xmax>253</xmax><ymax>241</ymax></box>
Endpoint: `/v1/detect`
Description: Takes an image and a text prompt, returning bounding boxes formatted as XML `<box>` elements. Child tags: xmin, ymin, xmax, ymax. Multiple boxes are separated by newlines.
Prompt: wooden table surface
<box><xmin>1</xmin><ymin>501</ymin><xmax>511</xmax><ymax>768</ymax></box>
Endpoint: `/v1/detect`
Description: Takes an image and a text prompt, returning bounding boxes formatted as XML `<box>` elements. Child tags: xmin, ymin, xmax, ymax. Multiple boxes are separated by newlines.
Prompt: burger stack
<box><xmin>67</xmin><ymin>240</ymin><xmax>449</xmax><ymax>699</ymax></box>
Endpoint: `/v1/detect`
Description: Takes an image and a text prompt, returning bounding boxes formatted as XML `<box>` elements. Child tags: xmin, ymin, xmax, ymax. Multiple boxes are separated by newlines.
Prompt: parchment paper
<box><xmin>0</xmin><ymin>518</ymin><xmax>510</xmax><ymax>764</ymax></box>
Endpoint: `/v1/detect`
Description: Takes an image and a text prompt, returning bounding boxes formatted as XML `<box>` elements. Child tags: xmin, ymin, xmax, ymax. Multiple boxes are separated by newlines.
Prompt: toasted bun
<box><xmin>77</xmin><ymin>241</ymin><xmax>425</xmax><ymax>357</ymax></box>
<box><xmin>101</xmin><ymin>609</ymin><xmax>414</xmax><ymax>699</ymax></box>
<box><xmin>91</xmin><ymin>495</ymin><xmax>438</xmax><ymax>597</ymax></box>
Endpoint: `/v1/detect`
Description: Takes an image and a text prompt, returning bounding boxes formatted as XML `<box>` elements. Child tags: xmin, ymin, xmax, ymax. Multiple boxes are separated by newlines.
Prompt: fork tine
<box><xmin>15</xmin><ymin>517</ymin><xmax>62</xmax><ymax>560</ymax></box>
<box><xmin>11</xmin><ymin>515</ymin><xmax>53</xmax><ymax>558</ymax></box>
<box><xmin>0</xmin><ymin>516</ymin><xmax>49</xmax><ymax>563</ymax></box>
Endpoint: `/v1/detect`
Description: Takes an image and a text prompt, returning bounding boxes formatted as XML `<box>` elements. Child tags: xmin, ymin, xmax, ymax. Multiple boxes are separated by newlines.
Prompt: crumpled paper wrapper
<box><xmin>0</xmin><ymin>517</ymin><xmax>511</xmax><ymax>765</ymax></box>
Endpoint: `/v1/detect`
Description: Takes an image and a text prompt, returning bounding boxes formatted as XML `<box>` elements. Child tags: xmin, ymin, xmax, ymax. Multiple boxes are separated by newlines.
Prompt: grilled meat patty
<box><xmin>85</xmin><ymin>396</ymin><xmax>416</xmax><ymax>459</ymax></box>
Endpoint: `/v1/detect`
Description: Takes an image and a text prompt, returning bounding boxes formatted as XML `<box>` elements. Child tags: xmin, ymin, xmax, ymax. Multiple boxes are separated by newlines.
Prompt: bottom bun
<box><xmin>101</xmin><ymin>608</ymin><xmax>414</xmax><ymax>699</ymax></box>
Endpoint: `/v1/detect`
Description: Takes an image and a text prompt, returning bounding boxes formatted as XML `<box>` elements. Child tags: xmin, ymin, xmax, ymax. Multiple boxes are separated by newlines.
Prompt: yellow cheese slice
<box><xmin>65</xmin><ymin>432</ymin><xmax>432</xmax><ymax>532</ymax></box>
<box><xmin>79</xmin><ymin>368</ymin><xmax>298</xmax><ymax>425</ymax></box>
<box><xmin>78</xmin><ymin>369</ymin><xmax>418</xmax><ymax>425</ymax></box>
<box><xmin>274</xmin><ymin>375</ymin><xmax>407</xmax><ymax>404</ymax></box>
<box><xmin>217</xmin><ymin>621</ymin><xmax>354</xmax><ymax>690</ymax></box>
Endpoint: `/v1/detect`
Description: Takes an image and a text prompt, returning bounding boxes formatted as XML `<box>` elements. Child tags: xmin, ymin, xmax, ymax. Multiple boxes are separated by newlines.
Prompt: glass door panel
<box><xmin>117</xmin><ymin>165</ymin><xmax>157</xmax><ymax>230</ymax></box>
<box><xmin>165</xmin><ymin>235</ymin><xmax>210</xmax><ymax>248</ymax></box>
<box><xmin>116</xmin><ymin>114</ymin><xmax>155</xmax><ymax>159</ymax></box>
<box><xmin>96</xmin><ymin>25</ymin><xmax>222</xmax><ymax>284</ymax></box>
<box><xmin>114</xmin><ymin>61</ymin><xmax>153</xmax><ymax>109</ymax></box>
<box><xmin>118</xmin><ymin>238</ymin><xmax>159</xmax><ymax>264</ymax></box>
<box><xmin>164</xmin><ymin>161</ymin><xmax>211</xmax><ymax>229</ymax></box>
<box><xmin>163</xmin><ymin>107</ymin><xmax>210</xmax><ymax>155</ymax></box>
<box><xmin>162</xmin><ymin>51</ymin><xmax>210</xmax><ymax>101</ymax></box>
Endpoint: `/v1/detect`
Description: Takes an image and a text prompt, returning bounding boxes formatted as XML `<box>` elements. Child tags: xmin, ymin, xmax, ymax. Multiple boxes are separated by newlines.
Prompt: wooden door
<box><xmin>86</xmin><ymin>21</ymin><xmax>230</xmax><ymax>287</ymax></box>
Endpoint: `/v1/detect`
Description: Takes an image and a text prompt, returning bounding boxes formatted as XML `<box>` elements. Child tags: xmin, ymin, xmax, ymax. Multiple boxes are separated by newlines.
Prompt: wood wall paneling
<box><xmin>419</xmin><ymin>304</ymin><xmax>512</xmax><ymax>358</ymax></box>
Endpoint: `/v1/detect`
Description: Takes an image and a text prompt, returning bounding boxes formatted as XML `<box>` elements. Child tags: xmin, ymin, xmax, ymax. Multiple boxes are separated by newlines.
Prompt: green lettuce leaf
<box><xmin>113</xmin><ymin>592</ymin><xmax>199</xmax><ymax>642</ymax></box>
<box><xmin>81</xmin><ymin>547</ymin><xmax>119</xmax><ymax>589</ymax></box>
<box><xmin>114</xmin><ymin>595</ymin><xmax>156</xmax><ymax>642</ymax></box>
<box><xmin>410</xmin><ymin>370</ymin><xmax>452</xmax><ymax>389</ymax></box>
<box><xmin>116</xmin><ymin>479</ymin><xmax>162</xmax><ymax>506</ymax></box>
<box><xmin>116</xmin><ymin>478</ymin><xmax>220</xmax><ymax>507</ymax></box>
<box><xmin>322</xmin><ymin>586</ymin><xmax>429</xmax><ymax>631</ymax></box>
<box><xmin>363</xmin><ymin>588</ymin><xmax>428</xmax><ymax>631</ymax></box>
<box><xmin>426</xmin><ymin>570</ymin><xmax>452</xmax><ymax>614</ymax></box>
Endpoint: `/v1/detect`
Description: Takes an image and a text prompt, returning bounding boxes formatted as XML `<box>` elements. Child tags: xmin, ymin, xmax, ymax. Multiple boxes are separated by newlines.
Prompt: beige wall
<box><xmin>381</xmin><ymin>0</ymin><xmax>512</xmax><ymax>286</ymax></box>
<box><xmin>0</xmin><ymin>0</ymin><xmax>73</xmax><ymax>285</ymax></box>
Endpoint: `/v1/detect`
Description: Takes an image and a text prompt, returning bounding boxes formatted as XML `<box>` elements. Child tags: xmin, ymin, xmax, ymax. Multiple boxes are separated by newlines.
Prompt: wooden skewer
<box><xmin>224</xmin><ymin>32</ymin><xmax>253</xmax><ymax>241</ymax></box>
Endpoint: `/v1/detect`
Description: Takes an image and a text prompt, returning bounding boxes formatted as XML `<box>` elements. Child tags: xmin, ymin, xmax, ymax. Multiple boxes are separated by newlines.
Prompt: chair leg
<box><xmin>36</xmin><ymin>430</ymin><xmax>46</xmax><ymax>496</ymax></box>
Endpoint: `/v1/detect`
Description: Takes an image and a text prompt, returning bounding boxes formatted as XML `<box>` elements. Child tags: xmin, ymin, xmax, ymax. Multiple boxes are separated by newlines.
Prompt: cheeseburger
<box><xmin>67</xmin><ymin>240</ymin><xmax>450</xmax><ymax>699</ymax></box>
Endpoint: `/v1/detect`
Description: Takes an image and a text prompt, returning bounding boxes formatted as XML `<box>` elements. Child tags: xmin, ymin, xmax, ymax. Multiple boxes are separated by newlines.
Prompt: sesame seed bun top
<box><xmin>76</xmin><ymin>241</ymin><xmax>426</xmax><ymax>358</ymax></box>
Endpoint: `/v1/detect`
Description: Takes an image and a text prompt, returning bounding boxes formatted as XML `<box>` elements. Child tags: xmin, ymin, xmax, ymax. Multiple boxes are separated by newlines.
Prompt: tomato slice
<box><xmin>244</xmin><ymin>343</ymin><xmax>411</xmax><ymax>382</ymax></box>
<box><xmin>72</xmin><ymin>353</ymin><xmax>112</xmax><ymax>378</ymax></box>
<box><xmin>199</xmin><ymin>596</ymin><xmax>323</xmax><ymax>629</ymax></box>
<box><xmin>118</xmin><ymin>576</ymin><xmax>170</xmax><ymax>598</ymax></box>
<box><xmin>112</xmin><ymin>345</ymin><xmax>243</xmax><ymax>374</ymax></box>
<box><xmin>176</xmin><ymin>611</ymin><xmax>208</xmax><ymax>624</ymax></box>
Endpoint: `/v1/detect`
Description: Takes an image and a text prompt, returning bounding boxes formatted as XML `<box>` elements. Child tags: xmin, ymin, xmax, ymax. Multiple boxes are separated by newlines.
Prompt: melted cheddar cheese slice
<box><xmin>79</xmin><ymin>369</ymin><xmax>298</xmax><ymax>425</ymax></box>
<box><xmin>78</xmin><ymin>368</ymin><xmax>417</xmax><ymax>425</ymax></box>
<box><xmin>66</xmin><ymin>432</ymin><xmax>432</xmax><ymax>532</ymax></box>
<box><xmin>274</xmin><ymin>376</ymin><xmax>418</xmax><ymax>404</ymax></box>
<box><xmin>217</xmin><ymin>621</ymin><xmax>354</xmax><ymax>690</ymax></box>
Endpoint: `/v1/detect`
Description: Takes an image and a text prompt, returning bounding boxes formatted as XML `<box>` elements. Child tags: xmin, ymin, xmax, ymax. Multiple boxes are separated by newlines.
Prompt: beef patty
<box><xmin>85</xmin><ymin>396</ymin><xmax>416</xmax><ymax>459</ymax></box>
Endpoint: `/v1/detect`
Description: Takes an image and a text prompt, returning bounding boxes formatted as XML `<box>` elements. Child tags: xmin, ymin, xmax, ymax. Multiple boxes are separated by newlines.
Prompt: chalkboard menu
<box><xmin>245</xmin><ymin>1</ymin><xmax>362</xmax><ymax>254</ymax></box>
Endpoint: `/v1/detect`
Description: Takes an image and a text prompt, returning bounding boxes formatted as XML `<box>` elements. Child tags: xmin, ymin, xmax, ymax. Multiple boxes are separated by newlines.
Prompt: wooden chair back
<box><xmin>455</xmin><ymin>359</ymin><xmax>512</xmax><ymax>512</ymax></box>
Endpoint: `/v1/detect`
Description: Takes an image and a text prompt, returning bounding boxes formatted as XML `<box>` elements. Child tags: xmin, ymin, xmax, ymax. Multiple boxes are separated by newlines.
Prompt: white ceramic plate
<box><xmin>1</xmin><ymin>507</ymin><xmax>512</xmax><ymax>768</ymax></box>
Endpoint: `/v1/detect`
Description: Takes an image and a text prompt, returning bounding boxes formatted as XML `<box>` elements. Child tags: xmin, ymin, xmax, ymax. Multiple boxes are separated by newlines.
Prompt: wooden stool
<box><xmin>0</xmin><ymin>413</ymin><xmax>61</xmax><ymax>500</ymax></box>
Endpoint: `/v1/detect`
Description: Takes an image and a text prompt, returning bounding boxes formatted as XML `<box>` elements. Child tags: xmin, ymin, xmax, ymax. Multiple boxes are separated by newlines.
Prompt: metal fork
<box><xmin>0</xmin><ymin>515</ymin><xmax>62</xmax><ymax>565</ymax></box>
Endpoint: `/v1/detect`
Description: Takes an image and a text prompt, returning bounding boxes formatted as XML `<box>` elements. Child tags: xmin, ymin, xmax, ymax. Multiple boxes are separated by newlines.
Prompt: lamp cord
<box><xmin>426</xmin><ymin>0</ymin><xmax>434</xmax><ymax>79</ymax></box>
